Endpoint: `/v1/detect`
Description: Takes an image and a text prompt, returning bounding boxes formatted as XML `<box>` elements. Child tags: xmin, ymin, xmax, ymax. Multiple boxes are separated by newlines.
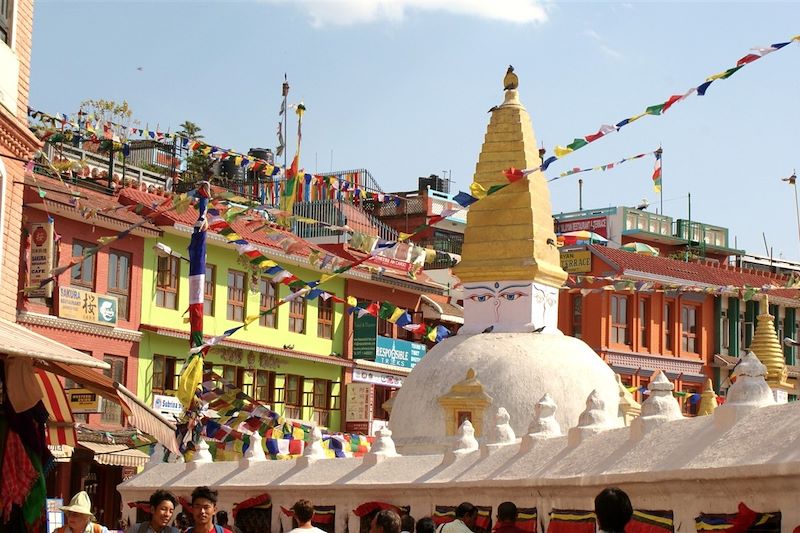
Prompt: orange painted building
<box><xmin>558</xmin><ymin>245</ymin><xmax>799</xmax><ymax>413</ymax></box>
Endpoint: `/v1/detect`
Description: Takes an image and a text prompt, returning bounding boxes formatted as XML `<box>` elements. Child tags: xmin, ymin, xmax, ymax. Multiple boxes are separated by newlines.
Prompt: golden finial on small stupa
<box><xmin>749</xmin><ymin>295</ymin><xmax>791</xmax><ymax>388</ymax></box>
<box><xmin>697</xmin><ymin>378</ymin><xmax>718</xmax><ymax>416</ymax></box>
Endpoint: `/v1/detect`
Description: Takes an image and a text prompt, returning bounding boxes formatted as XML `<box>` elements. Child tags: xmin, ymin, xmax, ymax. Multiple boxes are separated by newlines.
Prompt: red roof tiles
<box><xmin>590</xmin><ymin>245</ymin><xmax>797</xmax><ymax>297</ymax></box>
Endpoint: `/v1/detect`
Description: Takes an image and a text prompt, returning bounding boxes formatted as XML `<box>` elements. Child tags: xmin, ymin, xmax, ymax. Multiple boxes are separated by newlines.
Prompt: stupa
<box><xmin>119</xmin><ymin>70</ymin><xmax>800</xmax><ymax>533</ymax></box>
<box><xmin>389</xmin><ymin>71</ymin><xmax>620</xmax><ymax>453</ymax></box>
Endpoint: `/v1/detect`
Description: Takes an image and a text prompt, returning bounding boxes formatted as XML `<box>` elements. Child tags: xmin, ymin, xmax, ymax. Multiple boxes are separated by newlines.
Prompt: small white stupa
<box><xmin>630</xmin><ymin>371</ymin><xmax>683</xmax><ymax>439</ymax></box>
<box><xmin>716</xmin><ymin>351</ymin><xmax>775</xmax><ymax>427</ymax></box>
<box><xmin>527</xmin><ymin>393</ymin><xmax>561</xmax><ymax>437</ymax></box>
<box><xmin>488</xmin><ymin>407</ymin><xmax>516</xmax><ymax>445</ymax></box>
<box><xmin>453</xmin><ymin>420</ymin><xmax>479</xmax><ymax>453</ymax></box>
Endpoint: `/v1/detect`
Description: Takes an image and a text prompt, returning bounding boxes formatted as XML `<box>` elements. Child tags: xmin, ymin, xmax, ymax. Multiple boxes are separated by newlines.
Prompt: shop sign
<box><xmin>353</xmin><ymin>311</ymin><xmax>378</xmax><ymax>360</ymax></box>
<box><xmin>121</xmin><ymin>466</ymin><xmax>138</xmax><ymax>480</ymax></box>
<box><xmin>58</xmin><ymin>287</ymin><xmax>118</xmax><ymax>327</ymax></box>
<box><xmin>375</xmin><ymin>336</ymin><xmax>426</xmax><ymax>370</ymax></box>
<box><xmin>67</xmin><ymin>388</ymin><xmax>104</xmax><ymax>413</ymax></box>
<box><xmin>352</xmin><ymin>368</ymin><xmax>404</xmax><ymax>388</ymax></box>
<box><xmin>345</xmin><ymin>421</ymin><xmax>370</xmax><ymax>434</ymax></box>
<box><xmin>365</xmin><ymin>242</ymin><xmax>426</xmax><ymax>274</ymax></box>
<box><xmin>28</xmin><ymin>221</ymin><xmax>55</xmax><ymax>298</ymax></box>
<box><xmin>345</xmin><ymin>382</ymin><xmax>373</xmax><ymax>422</ymax></box>
<box><xmin>556</xmin><ymin>216</ymin><xmax>608</xmax><ymax>237</ymax></box>
<box><xmin>560</xmin><ymin>250</ymin><xmax>592</xmax><ymax>273</ymax></box>
<box><xmin>152</xmin><ymin>394</ymin><xmax>183</xmax><ymax>415</ymax></box>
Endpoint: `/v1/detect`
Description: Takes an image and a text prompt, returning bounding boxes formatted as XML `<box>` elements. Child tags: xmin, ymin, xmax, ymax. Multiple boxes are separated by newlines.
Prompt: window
<box><xmin>721</xmin><ymin>312</ymin><xmax>730</xmax><ymax>352</ymax></box>
<box><xmin>664</xmin><ymin>301</ymin><xmax>675</xmax><ymax>353</ymax></box>
<box><xmin>572</xmin><ymin>295</ymin><xmax>583</xmax><ymax>339</ymax></box>
<box><xmin>378</xmin><ymin>316</ymin><xmax>393</xmax><ymax>337</ymax></box>
<box><xmin>373</xmin><ymin>386</ymin><xmax>397</xmax><ymax>421</ymax></box>
<box><xmin>152</xmin><ymin>355</ymin><xmax>179</xmax><ymax>395</ymax></box>
<box><xmin>71</xmin><ymin>240</ymin><xmax>96</xmax><ymax>289</ymax></box>
<box><xmin>221</xmin><ymin>364</ymin><xmax>244</xmax><ymax>388</ymax></box>
<box><xmin>227</xmin><ymin>270</ymin><xmax>246</xmax><ymax>321</ymax></box>
<box><xmin>610</xmin><ymin>295</ymin><xmax>630</xmax><ymax>345</ymax></box>
<box><xmin>639</xmin><ymin>297</ymin><xmax>649</xmax><ymax>349</ymax></box>
<box><xmin>317</xmin><ymin>297</ymin><xmax>334</xmax><ymax>339</ymax></box>
<box><xmin>681</xmin><ymin>305</ymin><xmax>699</xmax><ymax>353</ymax></box>
<box><xmin>258</xmin><ymin>278</ymin><xmax>278</xmax><ymax>328</ymax></box>
<box><xmin>156</xmin><ymin>256</ymin><xmax>179</xmax><ymax>309</ymax></box>
<box><xmin>102</xmin><ymin>356</ymin><xmax>126</xmax><ymax>425</ymax></box>
<box><xmin>289</xmin><ymin>290</ymin><xmax>306</xmax><ymax>333</ymax></box>
<box><xmin>284</xmin><ymin>374</ymin><xmax>302</xmax><ymax>419</ymax></box>
<box><xmin>0</xmin><ymin>0</ymin><xmax>11</xmax><ymax>45</ymax></box>
<box><xmin>204</xmin><ymin>265</ymin><xmax>215</xmax><ymax>316</ymax></box>
<box><xmin>108</xmin><ymin>250</ymin><xmax>131</xmax><ymax>320</ymax></box>
<box><xmin>253</xmin><ymin>370</ymin><xmax>274</xmax><ymax>404</ymax></box>
<box><xmin>311</xmin><ymin>379</ymin><xmax>331</xmax><ymax>427</ymax></box>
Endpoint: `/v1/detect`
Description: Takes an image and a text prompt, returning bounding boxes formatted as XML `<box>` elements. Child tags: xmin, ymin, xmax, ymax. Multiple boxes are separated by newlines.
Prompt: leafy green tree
<box><xmin>178</xmin><ymin>120</ymin><xmax>213</xmax><ymax>182</ymax></box>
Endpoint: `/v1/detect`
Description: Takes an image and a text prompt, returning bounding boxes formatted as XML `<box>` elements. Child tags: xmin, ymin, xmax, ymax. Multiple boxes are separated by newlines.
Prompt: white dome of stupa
<box><xmin>390</xmin><ymin>332</ymin><xmax>620</xmax><ymax>454</ymax></box>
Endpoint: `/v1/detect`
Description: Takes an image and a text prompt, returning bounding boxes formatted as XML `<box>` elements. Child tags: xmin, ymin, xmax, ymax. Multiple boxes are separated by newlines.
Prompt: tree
<box><xmin>178</xmin><ymin>120</ymin><xmax>213</xmax><ymax>182</ymax></box>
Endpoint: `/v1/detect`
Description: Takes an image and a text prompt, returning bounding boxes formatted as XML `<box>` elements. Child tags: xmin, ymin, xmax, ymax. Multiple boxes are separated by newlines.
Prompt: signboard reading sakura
<box><xmin>58</xmin><ymin>286</ymin><xmax>118</xmax><ymax>327</ymax></box>
<box><xmin>28</xmin><ymin>221</ymin><xmax>55</xmax><ymax>298</ymax></box>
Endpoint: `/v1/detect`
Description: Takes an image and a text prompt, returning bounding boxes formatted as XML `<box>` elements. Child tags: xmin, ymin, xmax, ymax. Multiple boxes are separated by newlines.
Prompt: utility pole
<box><xmin>578</xmin><ymin>178</ymin><xmax>583</xmax><ymax>210</ymax></box>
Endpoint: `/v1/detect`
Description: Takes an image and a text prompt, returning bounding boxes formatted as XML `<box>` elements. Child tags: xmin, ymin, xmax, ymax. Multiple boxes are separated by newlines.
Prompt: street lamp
<box><xmin>153</xmin><ymin>242</ymin><xmax>189</xmax><ymax>262</ymax></box>
<box><xmin>782</xmin><ymin>171</ymin><xmax>799</xmax><ymax>259</ymax></box>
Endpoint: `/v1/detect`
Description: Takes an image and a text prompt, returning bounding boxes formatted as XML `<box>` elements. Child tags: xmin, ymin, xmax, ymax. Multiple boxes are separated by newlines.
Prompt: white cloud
<box><xmin>583</xmin><ymin>28</ymin><xmax>623</xmax><ymax>61</ymax></box>
<box><xmin>276</xmin><ymin>0</ymin><xmax>548</xmax><ymax>28</ymax></box>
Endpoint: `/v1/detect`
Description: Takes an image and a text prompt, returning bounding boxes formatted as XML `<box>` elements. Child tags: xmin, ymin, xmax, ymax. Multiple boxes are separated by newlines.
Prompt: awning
<box><xmin>115</xmin><ymin>383</ymin><xmax>179</xmax><ymax>455</ymax></box>
<box><xmin>0</xmin><ymin>317</ymin><xmax>109</xmax><ymax>369</ymax></box>
<box><xmin>34</xmin><ymin>360</ymin><xmax>181</xmax><ymax>455</ymax></box>
<box><xmin>420</xmin><ymin>295</ymin><xmax>464</xmax><ymax>325</ymax></box>
<box><xmin>78</xmin><ymin>441</ymin><xmax>150</xmax><ymax>467</ymax></box>
<box><xmin>35</xmin><ymin>368</ymin><xmax>77</xmax><ymax>447</ymax></box>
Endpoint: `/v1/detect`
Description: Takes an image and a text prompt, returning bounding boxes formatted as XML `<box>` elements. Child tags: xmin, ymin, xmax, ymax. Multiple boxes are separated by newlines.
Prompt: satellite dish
<box><xmin>636</xmin><ymin>199</ymin><xmax>649</xmax><ymax>210</ymax></box>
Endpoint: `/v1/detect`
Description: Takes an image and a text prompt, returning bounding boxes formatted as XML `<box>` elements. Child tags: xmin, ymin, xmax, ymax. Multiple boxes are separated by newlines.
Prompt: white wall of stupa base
<box><xmin>121</xmin><ymin>367</ymin><xmax>800</xmax><ymax>533</ymax></box>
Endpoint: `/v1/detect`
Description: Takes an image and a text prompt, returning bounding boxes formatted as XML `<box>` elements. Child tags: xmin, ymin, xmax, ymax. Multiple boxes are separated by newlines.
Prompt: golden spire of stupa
<box><xmin>697</xmin><ymin>378</ymin><xmax>718</xmax><ymax>416</ymax></box>
<box><xmin>749</xmin><ymin>295</ymin><xmax>790</xmax><ymax>388</ymax></box>
<box><xmin>453</xmin><ymin>69</ymin><xmax>567</xmax><ymax>288</ymax></box>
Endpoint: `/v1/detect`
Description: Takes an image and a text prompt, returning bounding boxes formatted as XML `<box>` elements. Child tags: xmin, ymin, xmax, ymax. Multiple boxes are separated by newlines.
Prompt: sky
<box><xmin>29</xmin><ymin>1</ymin><xmax>800</xmax><ymax>261</ymax></box>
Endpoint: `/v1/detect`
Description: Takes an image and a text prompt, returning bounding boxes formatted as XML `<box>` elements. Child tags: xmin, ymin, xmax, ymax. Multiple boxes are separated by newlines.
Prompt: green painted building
<box><xmin>135</xmin><ymin>220</ymin><xmax>348</xmax><ymax>431</ymax></box>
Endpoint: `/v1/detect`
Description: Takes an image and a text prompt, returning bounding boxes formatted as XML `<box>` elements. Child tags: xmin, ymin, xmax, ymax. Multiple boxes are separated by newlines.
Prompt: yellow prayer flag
<box><xmin>244</xmin><ymin>314</ymin><xmax>260</xmax><ymax>326</ymax></box>
<box><xmin>398</xmin><ymin>232</ymin><xmax>414</xmax><ymax>241</ymax></box>
<box><xmin>319</xmin><ymin>274</ymin><xmax>334</xmax><ymax>284</ymax></box>
<box><xmin>389</xmin><ymin>307</ymin><xmax>406</xmax><ymax>323</ymax></box>
<box><xmin>626</xmin><ymin>113</ymin><xmax>646</xmax><ymax>124</ymax></box>
<box><xmin>176</xmin><ymin>355</ymin><xmax>204</xmax><ymax>408</ymax></box>
<box><xmin>347</xmin><ymin>296</ymin><xmax>358</xmax><ymax>307</ymax></box>
<box><xmin>469</xmin><ymin>182</ymin><xmax>487</xmax><ymax>199</ymax></box>
<box><xmin>292</xmin><ymin>427</ymin><xmax>305</xmax><ymax>440</ymax></box>
<box><xmin>554</xmin><ymin>145</ymin><xmax>573</xmax><ymax>157</ymax></box>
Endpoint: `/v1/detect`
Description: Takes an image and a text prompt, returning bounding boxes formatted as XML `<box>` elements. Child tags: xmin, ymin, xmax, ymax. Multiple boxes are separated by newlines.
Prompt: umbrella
<box><xmin>558</xmin><ymin>230</ymin><xmax>608</xmax><ymax>246</ymax></box>
<box><xmin>621</xmin><ymin>242</ymin><xmax>660</xmax><ymax>256</ymax></box>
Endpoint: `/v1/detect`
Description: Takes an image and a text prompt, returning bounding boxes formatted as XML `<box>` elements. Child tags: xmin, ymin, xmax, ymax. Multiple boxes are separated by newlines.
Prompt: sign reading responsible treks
<box><xmin>58</xmin><ymin>286</ymin><xmax>118</xmax><ymax>327</ymax></box>
<box><xmin>375</xmin><ymin>336</ymin><xmax>426</xmax><ymax>369</ymax></box>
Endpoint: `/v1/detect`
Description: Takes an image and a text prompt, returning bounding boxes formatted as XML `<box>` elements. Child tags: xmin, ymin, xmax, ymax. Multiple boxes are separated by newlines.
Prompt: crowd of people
<box><xmin>56</xmin><ymin>486</ymin><xmax>633</xmax><ymax>533</ymax></box>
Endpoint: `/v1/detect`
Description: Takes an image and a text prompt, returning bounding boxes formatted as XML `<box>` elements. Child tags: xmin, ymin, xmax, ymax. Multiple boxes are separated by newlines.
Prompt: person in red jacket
<box><xmin>493</xmin><ymin>502</ymin><xmax>527</xmax><ymax>533</ymax></box>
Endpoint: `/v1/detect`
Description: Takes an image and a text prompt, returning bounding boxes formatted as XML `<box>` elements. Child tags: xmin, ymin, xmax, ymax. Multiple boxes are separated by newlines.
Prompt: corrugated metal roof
<box><xmin>0</xmin><ymin>318</ymin><xmax>109</xmax><ymax>369</ymax></box>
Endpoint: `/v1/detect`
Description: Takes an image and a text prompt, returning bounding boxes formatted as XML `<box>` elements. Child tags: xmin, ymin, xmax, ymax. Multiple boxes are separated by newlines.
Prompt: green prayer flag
<box><xmin>378</xmin><ymin>302</ymin><xmax>396</xmax><ymax>320</ymax></box>
<box><xmin>646</xmin><ymin>104</ymin><xmax>665</xmax><ymax>115</ymax></box>
<box><xmin>567</xmin><ymin>138</ymin><xmax>589</xmax><ymax>151</ymax></box>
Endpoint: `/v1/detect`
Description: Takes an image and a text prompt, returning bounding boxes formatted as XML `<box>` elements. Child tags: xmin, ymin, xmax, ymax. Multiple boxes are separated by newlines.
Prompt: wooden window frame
<box><xmin>227</xmin><ymin>269</ymin><xmax>246</xmax><ymax>322</ymax></box>
<box><xmin>71</xmin><ymin>240</ymin><xmax>96</xmax><ymax>289</ymax></box>
<box><xmin>284</xmin><ymin>374</ymin><xmax>303</xmax><ymax>407</ymax></box>
<box><xmin>107</xmin><ymin>249</ymin><xmax>131</xmax><ymax>320</ymax></box>
<box><xmin>152</xmin><ymin>354</ymin><xmax>179</xmax><ymax>395</ymax></box>
<box><xmin>204</xmin><ymin>264</ymin><xmax>216</xmax><ymax>316</ymax></box>
<box><xmin>572</xmin><ymin>294</ymin><xmax>583</xmax><ymax>339</ymax></box>
<box><xmin>156</xmin><ymin>255</ymin><xmax>179</xmax><ymax>309</ymax></box>
<box><xmin>317</xmin><ymin>297</ymin><xmax>334</xmax><ymax>339</ymax></box>
<box><xmin>0</xmin><ymin>0</ymin><xmax>12</xmax><ymax>46</ymax></box>
<box><xmin>288</xmin><ymin>290</ymin><xmax>306</xmax><ymax>334</ymax></box>
<box><xmin>664</xmin><ymin>300</ymin><xmax>675</xmax><ymax>354</ymax></box>
<box><xmin>102</xmin><ymin>355</ymin><xmax>126</xmax><ymax>425</ymax></box>
<box><xmin>258</xmin><ymin>278</ymin><xmax>278</xmax><ymax>328</ymax></box>
<box><xmin>610</xmin><ymin>294</ymin><xmax>631</xmax><ymax>346</ymax></box>
<box><xmin>681</xmin><ymin>304</ymin><xmax>700</xmax><ymax>354</ymax></box>
<box><xmin>639</xmin><ymin>297</ymin><xmax>649</xmax><ymax>350</ymax></box>
<box><xmin>253</xmin><ymin>370</ymin><xmax>275</xmax><ymax>404</ymax></box>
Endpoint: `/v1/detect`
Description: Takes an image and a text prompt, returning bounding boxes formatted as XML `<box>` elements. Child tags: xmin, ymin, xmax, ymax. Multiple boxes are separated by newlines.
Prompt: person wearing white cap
<box><xmin>55</xmin><ymin>491</ymin><xmax>109</xmax><ymax>533</ymax></box>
